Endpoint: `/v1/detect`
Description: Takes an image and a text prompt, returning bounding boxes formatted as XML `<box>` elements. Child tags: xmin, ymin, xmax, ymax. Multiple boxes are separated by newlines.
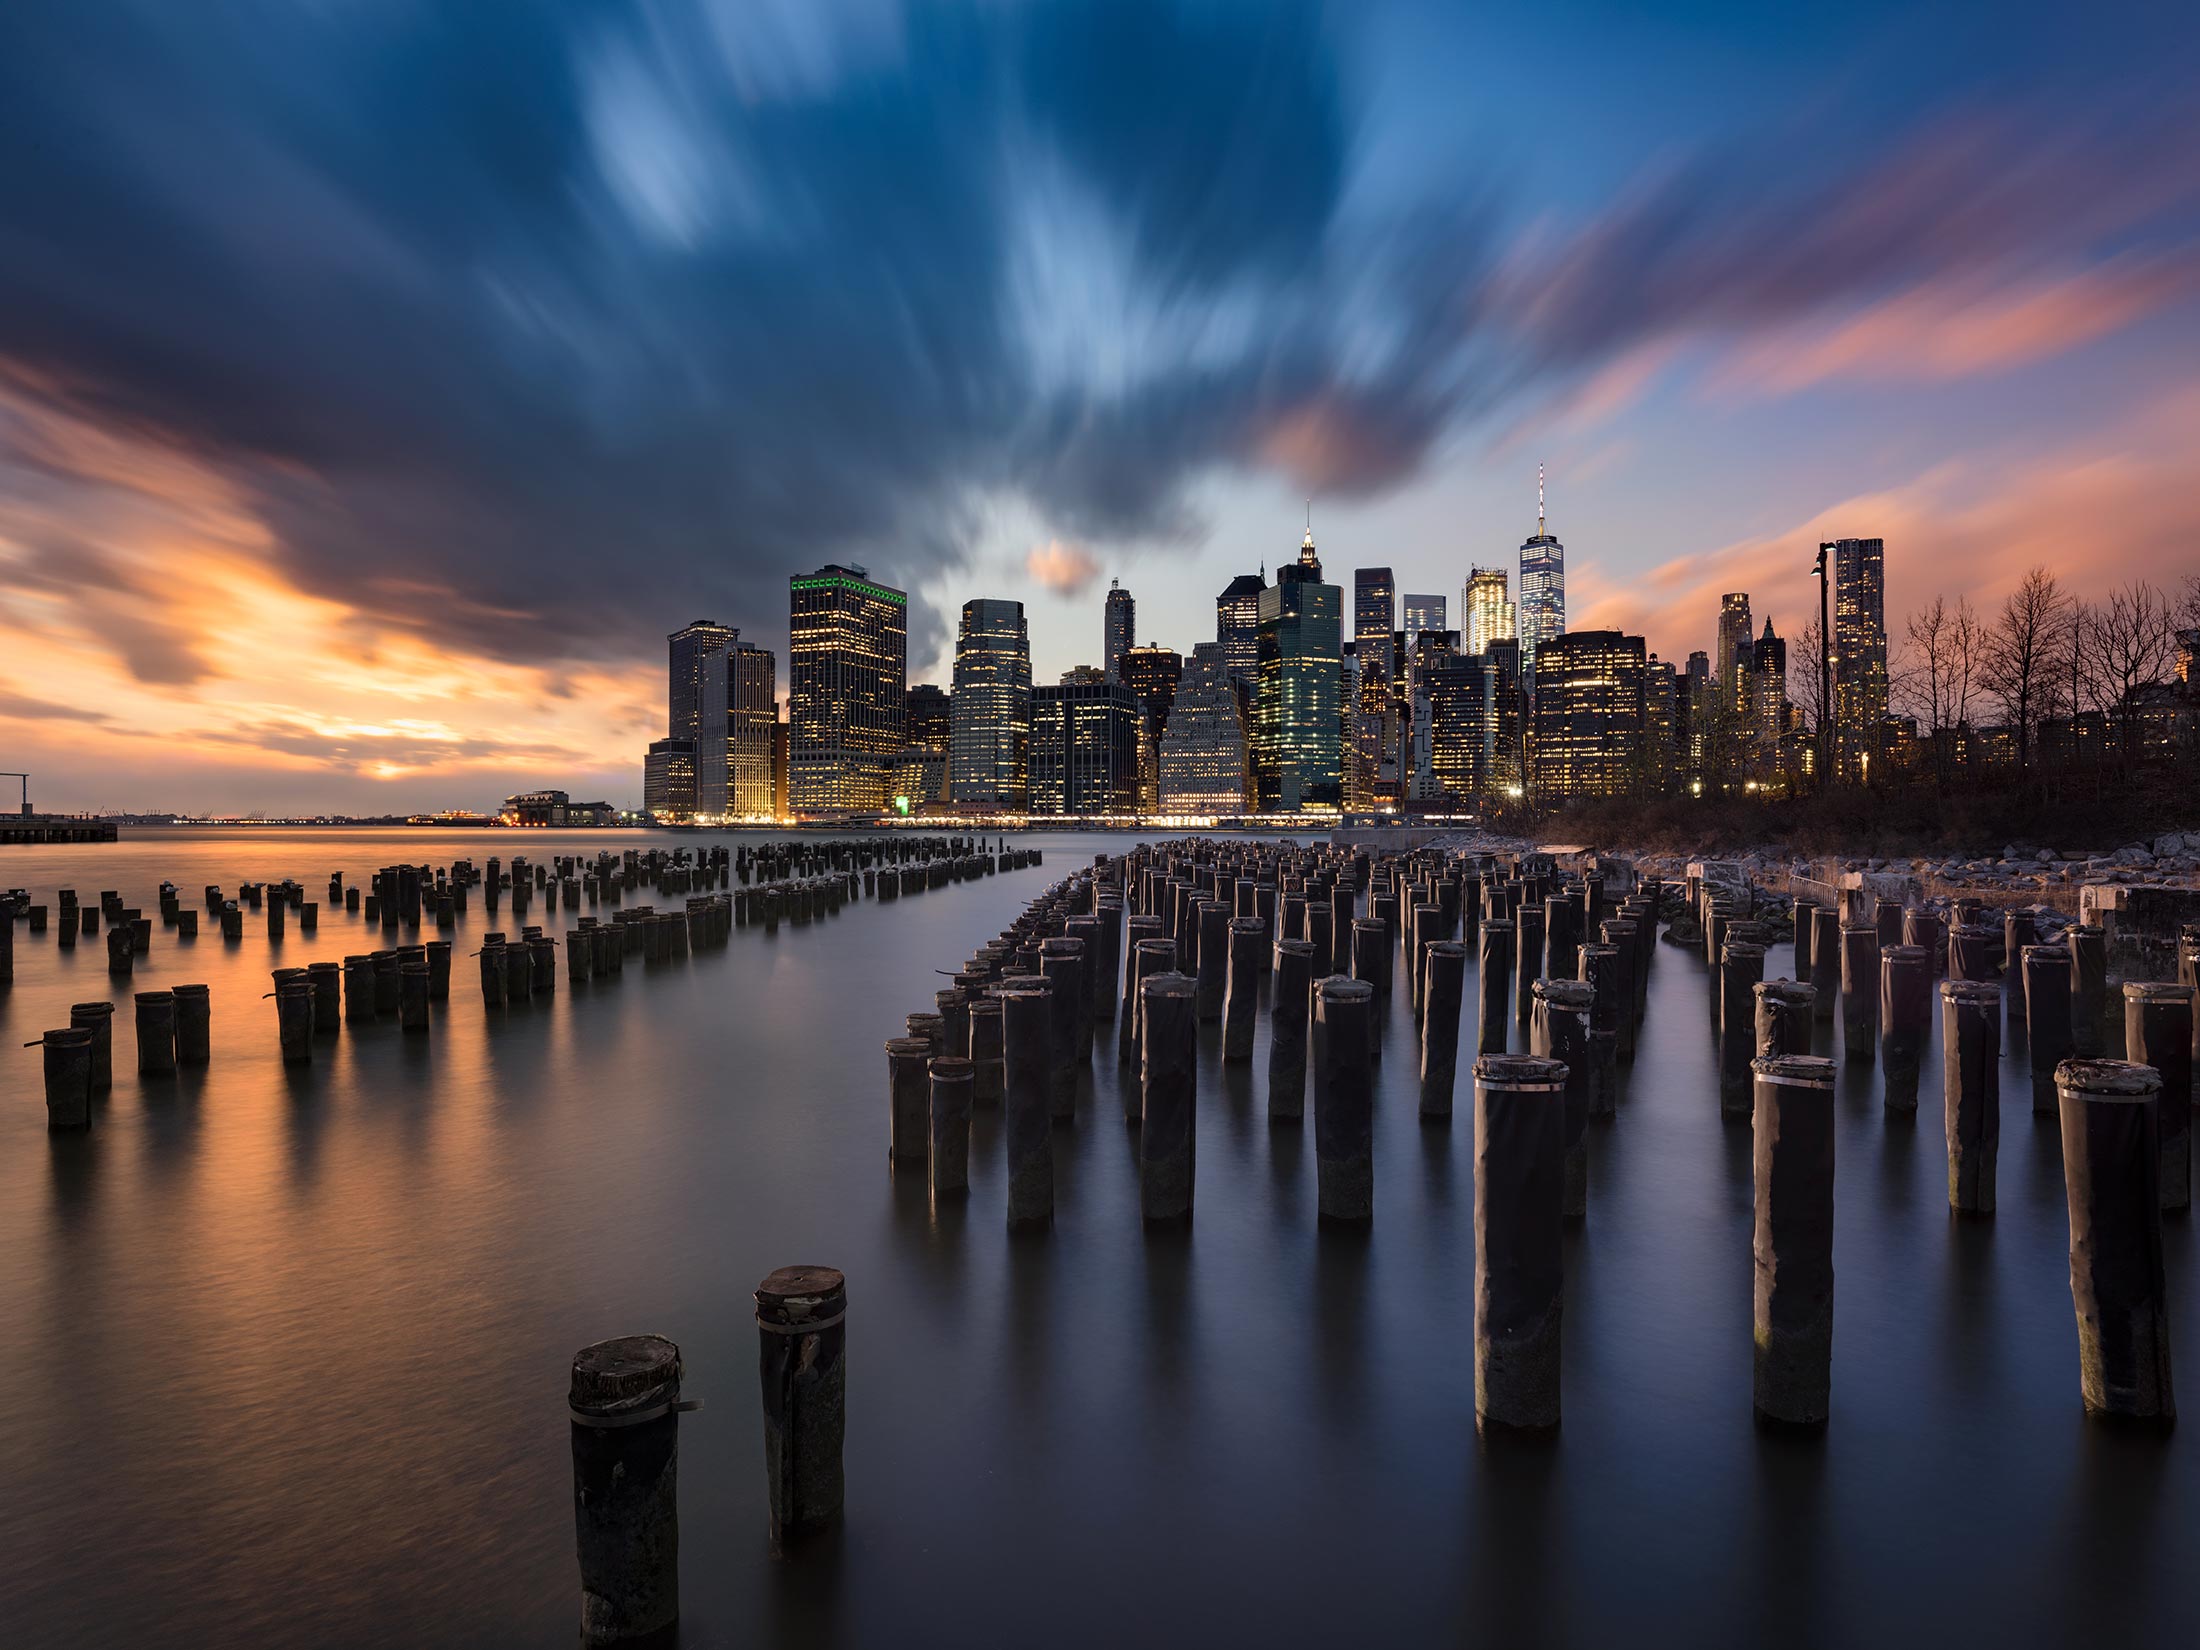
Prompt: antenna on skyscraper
<box><xmin>1537</xmin><ymin>462</ymin><xmax>1546</xmax><ymax>535</ymax></box>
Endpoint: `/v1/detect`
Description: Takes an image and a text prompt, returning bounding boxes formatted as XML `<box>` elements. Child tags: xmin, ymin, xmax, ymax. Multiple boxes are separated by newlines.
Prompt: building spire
<box><xmin>1537</xmin><ymin>462</ymin><xmax>1546</xmax><ymax>536</ymax></box>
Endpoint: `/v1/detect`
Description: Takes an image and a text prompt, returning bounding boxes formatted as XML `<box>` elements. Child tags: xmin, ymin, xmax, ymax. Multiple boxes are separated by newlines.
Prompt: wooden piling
<box><xmin>1139</xmin><ymin>972</ymin><xmax>1198</xmax><ymax>1221</ymax></box>
<box><xmin>1532</xmin><ymin>978</ymin><xmax>1596</xmax><ymax>1215</ymax></box>
<box><xmin>1473</xmin><ymin>1054</ymin><xmax>1568</xmax><ymax>1431</ymax></box>
<box><xmin>1478</xmin><ymin>919</ymin><xmax>1513</xmax><ymax>1055</ymax></box>
<box><xmin>69</xmin><ymin>1002</ymin><xmax>113</xmax><ymax>1092</ymax></box>
<box><xmin>1222</xmin><ymin>916</ymin><xmax>1264</xmax><ymax>1063</ymax></box>
<box><xmin>134</xmin><ymin>990</ymin><xmax>176</xmax><ymax>1076</ymax></box>
<box><xmin>1001</xmin><ymin>984</ymin><xmax>1054</xmax><ymax>1227</ymax></box>
<box><xmin>885</xmin><ymin>1037</ymin><xmax>931</xmax><ymax>1166</ymax></box>
<box><xmin>38</xmin><ymin>1027</ymin><xmax>94</xmax><ymax>1130</ymax></box>
<box><xmin>755</xmin><ymin>1267</ymin><xmax>847</xmax><ymax>1541</ymax></box>
<box><xmin>1941</xmin><ymin>979</ymin><xmax>2002</xmax><ymax>1215</ymax></box>
<box><xmin>2055</xmin><ymin>1060</ymin><xmax>2174</xmax><ymax>1423</ymax></box>
<box><xmin>1751</xmin><ymin>1054</ymin><xmax>1837</xmax><ymax>1427</ymax></box>
<box><xmin>1879</xmin><ymin>945</ymin><xmax>1931</xmax><ymax>1112</ymax></box>
<box><xmin>1269</xmin><ymin>938</ymin><xmax>1314</xmax><ymax>1123</ymax></box>
<box><xmin>1419</xmin><ymin>940</ymin><xmax>1467</xmax><ymax>1119</ymax></box>
<box><xmin>1314</xmin><ymin>977</ymin><xmax>1376</xmax><ymax>1221</ymax></box>
<box><xmin>1719</xmin><ymin>942</ymin><xmax>1766</xmax><ymax>1117</ymax></box>
<box><xmin>172</xmin><ymin>983</ymin><xmax>211</xmax><ymax>1065</ymax></box>
<box><xmin>1753</xmin><ymin>979</ymin><xmax>1814</xmax><ymax>1060</ymax></box>
<box><xmin>928</xmin><ymin>1058</ymin><xmax>973</xmax><ymax>1205</ymax></box>
<box><xmin>2124</xmin><ymin>983</ymin><xmax>2193</xmax><ymax>1212</ymax></box>
<box><xmin>2022</xmin><ymin>945</ymin><xmax>2073</xmax><ymax>1114</ymax></box>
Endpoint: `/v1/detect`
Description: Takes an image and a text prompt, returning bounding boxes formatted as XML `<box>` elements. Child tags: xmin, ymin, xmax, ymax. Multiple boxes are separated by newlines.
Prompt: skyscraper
<box><xmin>787</xmin><ymin>565</ymin><xmax>907</xmax><ymax>813</ymax></box>
<box><xmin>1461</xmin><ymin>566</ymin><xmax>1517</xmax><ymax>658</ymax></box>
<box><xmin>1716</xmin><ymin>593</ymin><xmax>1754</xmax><ymax>711</ymax></box>
<box><xmin>726</xmin><ymin>643</ymin><xmax>778</xmax><ymax>816</ymax></box>
<box><xmin>1828</xmin><ymin>537</ymin><xmax>1889</xmax><ymax>778</ymax></box>
<box><xmin>1353</xmin><ymin>567</ymin><xmax>1397</xmax><ymax>806</ymax></box>
<box><xmin>1158</xmin><ymin>642</ymin><xmax>1255</xmax><ymax>815</ymax></box>
<box><xmin>947</xmin><ymin>598</ymin><xmax>1032</xmax><ymax>809</ymax></box>
<box><xmin>1423</xmin><ymin>651</ymin><xmax>1501</xmax><ymax>801</ymax></box>
<box><xmin>1031</xmin><ymin>667</ymin><xmax>1140</xmax><ymax>816</ymax></box>
<box><xmin>1253</xmin><ymin>525</ymin><xmax>1343</xmax><ymax>811</ymax></box>
<box><xmin>1529</xmin><ymin>629</ymin><xmax>1647</xmax><ymax>799</ymax></box>
<box><xmin>1119</xmin><ymin>643</ymin><xmax>1183</xmax><ymax>814</ymax></box>
<box><xmin>1400</xmin><ymin>594</ymin><xmax>1446</xmax><ymax>652</ymax></box>
<box><xmin>1750</xmin><ymin>618</ymin><xmax>1786</xmax><ymax>746</ymax></box>
<box><xmin>1216</xmin><ymin>569</ymin><xmax>1266</xmax><ymax>690</ymax></box>
<box><xmin>1103</xmin><ymin>580</ymin><xmax>1135</xmax><ymax>683</ymax></box>
<box><xmin>667</xmin><ymin>619</ymin><xmax>737</xmax><ymax>744</ymax></box>
<box><xmin>1518</xmin><ymin>466</ymin><xmax>1565</xmax><ymax>676</ymax></box>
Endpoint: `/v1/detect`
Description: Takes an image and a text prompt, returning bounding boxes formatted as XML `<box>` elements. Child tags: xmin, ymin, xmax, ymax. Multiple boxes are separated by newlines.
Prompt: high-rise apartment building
<box><xmin>1031</xmin><ymin>668</ymin><xmax>1140</xmax><ymax>816</ymax></box>
<box><xmin>904</xmin><ymin>683</ymin><xmax>952</xmax><ymax>753</ymax></box>
<box><xmin>1518</xmin><ymin>467</ymin><xmax>1565</xmax><ymax>676</ymax></box>
<box><xmin>1529</xmin><ymin>629</ymin><xmax>1647</xmax><ymax>799</ymax></box>
<box><xmin>947</xmin><ymin>598</ymin><xmax>1032</xmax><ymax>809</ymax></box>
<box><xmin>1216</xmin><ymin>570</ymin><xmax>1266</xmax><ymax>690</ymax></box>
<box><xmin>1461</xmin><ymin>566</ymin><xmax>1517</xmax><ymax>658</ymax></box>
<box><xmin>787</xmin><ymin>565</ymin><xmax>907</xmax><ymax>813</ymax></box>
<box><xmin>1253</xmin><ymin>527</ymin><xmax>1343</xmax><ymax>811</ymax></box>
<box><xmin>1159</xmin><ymin>642</ymin><xmax>1255</xmax><ymax>815</ymax></box>
<box><xmin>667</xmin><ymin>619</ymin><xmax>737</xmax><ymax>744</ymax></box>
<box><xmin>1119</xmin><ymin>643</ymin><xmax>1183</xmax><ymax>814</ymax></box>
<box><xmin>1103</xmin><ymin>580</ymin><xmax>1135</xmax><ymax>683</ymax></box>
<box><xmin>1644</xmin><ymin>655</ymin><xmax>1681</xmax><ymax>796</ymax></box>
<box><xmin>1827</xmin><ymin>537</ymin><xmax>1889</xmax><ymax>778</ymax></box>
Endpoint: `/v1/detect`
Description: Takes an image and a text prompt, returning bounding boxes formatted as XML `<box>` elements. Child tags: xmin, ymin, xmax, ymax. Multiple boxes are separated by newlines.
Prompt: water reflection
<box><xmin>0</xmin><ymin>829</ymin><xmax>2191</xmax><ymax>1648</ymax></box>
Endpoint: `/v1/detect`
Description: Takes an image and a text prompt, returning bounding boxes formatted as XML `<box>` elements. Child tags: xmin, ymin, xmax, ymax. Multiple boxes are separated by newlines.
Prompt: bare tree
<box><xmin>1981</xmin><ymin>567</ymin><xmax>2070</xmax><ymax>778</ymax></box>
<box><xmin>2084</xmin><ymin>580</ymin><xmax>2177</xmax><ymax>772</ymax></box>
<box><xmin>1790</xmin><ymin>613</ymin><xmax>1827</xmax><ymax>783</ymax></box>
<box><xmin>1901</xmin><ymin>594</ymin><xmax>1984</xmax><ymax>781</ymax></box>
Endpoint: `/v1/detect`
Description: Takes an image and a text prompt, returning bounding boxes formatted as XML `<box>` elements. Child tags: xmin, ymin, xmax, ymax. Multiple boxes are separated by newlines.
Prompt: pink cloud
<box><xmin>1024</xmin><ymin>538</ymin><xmax>1102</xmax><ymax>595</ymax></box>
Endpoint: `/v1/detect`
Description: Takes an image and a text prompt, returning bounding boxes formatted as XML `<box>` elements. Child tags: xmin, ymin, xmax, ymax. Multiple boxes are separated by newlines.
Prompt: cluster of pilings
<box><xmin>1699</xmin><ymin>874</ymin><xmax>2194</xmax><ymax>1427</ymax></box>
<box><xmin>569</xmin><ymin>1263</ymin><xmax>847</xmax><ymax>1644</ymax></box>
<box><xmin>7</xmin><ymin>837</ymin><xmax>1036</xmax><ymax>1085</ymax></box>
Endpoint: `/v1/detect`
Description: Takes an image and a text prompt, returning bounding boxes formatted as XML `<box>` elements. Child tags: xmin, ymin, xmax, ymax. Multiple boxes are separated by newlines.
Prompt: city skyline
<box><xmin>4</xmin><ymin>3</ymin><xmax>2199</xmax><ymax>812</ymax></box>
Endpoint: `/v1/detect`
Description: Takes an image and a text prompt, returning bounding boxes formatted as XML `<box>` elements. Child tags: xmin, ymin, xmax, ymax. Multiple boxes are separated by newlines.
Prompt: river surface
<box><xmin>0</xmin><ymin>826</ymin><xmax>2193</xmax><ymax>1648</ymax></box>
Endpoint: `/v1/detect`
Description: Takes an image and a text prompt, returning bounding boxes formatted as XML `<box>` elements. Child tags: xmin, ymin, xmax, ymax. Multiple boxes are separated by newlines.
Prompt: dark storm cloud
<box><xmin>1</xmin><ymin>0</ymin><xmax>2195</xmax><ymax>680</ymax></box>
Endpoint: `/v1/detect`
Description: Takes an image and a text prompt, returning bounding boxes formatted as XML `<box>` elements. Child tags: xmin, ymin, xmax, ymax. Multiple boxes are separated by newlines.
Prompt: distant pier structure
<box><xmin>0</xmin><ymin>774</ymin><xmax>116</xmax><ymax>843</ymax></box>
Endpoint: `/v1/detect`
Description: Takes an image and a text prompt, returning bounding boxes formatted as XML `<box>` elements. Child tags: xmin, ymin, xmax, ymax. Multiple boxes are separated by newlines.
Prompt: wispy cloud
<box><xmin>1024</xmin><ymin>539</ymin><xmax>1102</xmax><ymax>595</ymax></box>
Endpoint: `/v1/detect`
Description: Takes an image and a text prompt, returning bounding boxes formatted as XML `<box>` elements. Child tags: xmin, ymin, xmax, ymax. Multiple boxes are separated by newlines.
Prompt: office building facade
<box><xmin>788</xmin><ymin>565</ymin><xmax>907</xmax><ymax>813</ymax></box>
<box><xmin>1159</xmin><ymin>642</ymin><xmax>1255</xmax><ymax>815</ymax></box>
<box><xmin>667</xmin><ymin>619</ymin><xmax>737</xmax><ymax>744</ymax></box>
<box><xmin>947</xmin><ymin>598</ymin><xmax>1032</xmax><ymax>809</ymax></box>
<box><xmin>1530</xmin><ymin>629</ymin><xmax>1647</xmax><ymax>799</ymax></box>
<box><xmin>1828</xmin><ymin>537</ymin><xmax>1889</xmax><ymax>778</ymax></box>
<box><xmin>1104</xmin><ymin>580</ymin><xmax>1135</xmax><ymax>683</ymax></box>
<box><xmin>1031</xmin><ymin>668</ymin><xmax>1140</xmax><ymax>816</ymax></box>
<box><xmin>1461</xmin><ymin>566</ymin><xmax>1517</xmax><ymax>659</ymax></box>
<box><xmin>1119</xmin><ymin>643</ymin><xmax>1183</xmax><ymax>814</ymax></box>
<box><xmin>1216</xmin><ymin>570</ymin><xmax>1266</xmax><ymax>690</ymax></box>
<box><xmin>1253</xmin><ymin>530</ymin><xmax>1343</xmax><ymax>811</ymax></box>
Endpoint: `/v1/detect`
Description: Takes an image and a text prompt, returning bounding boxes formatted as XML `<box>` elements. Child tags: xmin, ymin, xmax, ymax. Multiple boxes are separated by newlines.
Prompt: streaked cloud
<box><xmin>1024</xmin><ymin>539</ymin><xmax>1103</xmax><ymax>596</ymax></box>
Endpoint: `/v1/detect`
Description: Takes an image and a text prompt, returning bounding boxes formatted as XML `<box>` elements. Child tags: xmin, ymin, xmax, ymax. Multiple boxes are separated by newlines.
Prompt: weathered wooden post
<box><xmin>885</xmin><ymin>1037</ymin><xmax>930</xmax><ymax>1167</ymax></box>
<box><xmin>2056</xmin><ymin>1060</ymin><xmax>2174</xmax><ymax>1423</ymax></box>
<box><xmin>1513</xmin><ymin>904</ymin><xmax>1543</xmax><ymax>1030</ymax></box>
<box><xmin>1140</xmin><ymin>972</ymin><xmax>1198</xmax><ymax>1221</ymax></box>
<box><xmin>37</xmin><ymin>1027</ymin><xmax>94</xmax><ymax>1130</ymax></box>
<box><xmin>1270</xmin><ymin>937</ymin><xmax>1314</xmax><ymax>1123</ymax></box>
<box><xmin>1473</xmin><ymin>1054</ymin><xmax>1567</xmax><ymax>1431</ymax></box>
<box><xmin>1754</xmin><ymin>978</ymin><xmax>1815</xmax><ymax>1059</ymax></box>
<box><xmin>755</xmin><ymin>1267</ymin><xmax>846</xmax><ymax>1541</ymax></box>
<box><xmin>967</xmin><ymin>996</ymin><xmax>1005</xmax><ymax>1105</ymax></box>
<box><xmin>2068</xmin><ymin>925</ymin><xmax>2107</xmax><ymax>1056</ymax></box>
<box><xmin>1532</xmin><ymin>978</ymin><xmax>1596</xmax><ymax>1216</ymax></box>
<box><xmin>1879</xmin><ymin>945</ymin><xmax>1931</xmax><ymax>1112</ymax></box>
<box><xmin>1478</xmin><ymin>918</ymin><xmax>1514</xmax><ymax>1055</ymax></box>
<box><xmin>1119</xmin><ymin>915</ymin><xmax>1164</xmax><ymax>1060</ymax></box>
<box><xmin>1039</xmin><ymin>938</ymin><xmax>1085</xmax><ymax>1115</ymax></box>
<box><xmin>1194</xmin><ymin>902</ymin><xmax>1229</xmax><ymax>1023</ymax></box>
<box><xmin>928</xmin><ymin>1057</ymin><xmax>973</xmax><ymax>1205</ymax></box>
<box><xmin>1350</xmin><ymin>916</ymin><xmax>1390</xmax><ymax>997</ymax></box>
<box><xmin>1222</xmin><ymin>916</ymin><xmax>1264</xmax><ymax>1063</ymax></box>
<box><xmin>1904</xmin><ymin>908</ymin><xmax>1946</xmax><ymax>978</ymax></box>
<box><xmin>1576</xmin><ymin>942</ymin><xmax>1620</xmax><ymax>1118</ymax></box>
<box><xmin>105</xmin><ymin>924</ymin><xmax>134</xmax><ymax>978</ymax></box>
<box><xmin>2022</xmin><ymin>944</ymin><xmax>2073</xmax><ymax>1114</ymax></box>
<box><xmin>1751</xmin><ymin>1054</ymin><xmax>1837</xmax><ymax>1427</ymax></box>
<box><xmin>134</xmin><ymin>989</ymin><xmax>176</xmax><ymax>1076</ymax></box>
<box><xmin>1719</xmin><ymin>941</ymin><xmax>1766</xmax><ymax>1116</ymax></box>
<box><xmin>1949</xmin><ymin>924</ymin><xmax>1999</xmax><ymax>984</ymax></box>
<box><xmin>1002</xmin><ymin>983</ymin><xmax>1054</xmax><ymax>1227</ymax></box>
<box><xmin>1941</xmin><ymin>980</ymin><xmax>2002</xmax><ymax>1215</ymax></box>
<box><xmin>1314</xmin><ymin>977</ymin><xmax>1376</xmax><ymax>1221</ymax></box>
<box><xmin>274</xmin><ymin>977</ymin><xmax>313</xmax><ymax>1062</ymax></box>
<box><xmin>1330</xmin><ymin>883</ymin><xmax>1354</xmax><ymax>977</ymax></box>
<box><xmin>1839</xmin><ymin>923</ymin><xmax>1879</xmax><ymax>1059</ymax></box>
<box><xmin>1420</xmin><ymin>940</ymin><xmax>1467</xmax><ymax>1119</ymax></box>
<box><xmin>1809</xmin><ymin>906</ymin><xmax>1841</xmax><ymax>1024</ymax></box>
<box><xmin>68</xmin><ymin>1001</ymin><xmax>114</xmax><ymax>1092</ymax></box>
<box><xmin>2124</xmin><ymin>983</ymin><xmax>2193</xmax><ymax>1212</ymax></box>
<box><xmin>399</xmin><ymin>961</ymin><xmax>432</xmax><ymax>1034</ymax></box>
<box><xmin>1123</xmin><ymin>938</ymin><xmax>1176</xmax><ymax>1116</ymax></box>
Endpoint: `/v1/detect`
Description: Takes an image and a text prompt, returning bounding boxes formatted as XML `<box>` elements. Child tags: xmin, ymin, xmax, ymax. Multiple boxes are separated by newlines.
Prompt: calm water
<box><xmin>1</xmin><ymin>827</ymin><xmax>2193</xmax><ymax>1648</ymax></box>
